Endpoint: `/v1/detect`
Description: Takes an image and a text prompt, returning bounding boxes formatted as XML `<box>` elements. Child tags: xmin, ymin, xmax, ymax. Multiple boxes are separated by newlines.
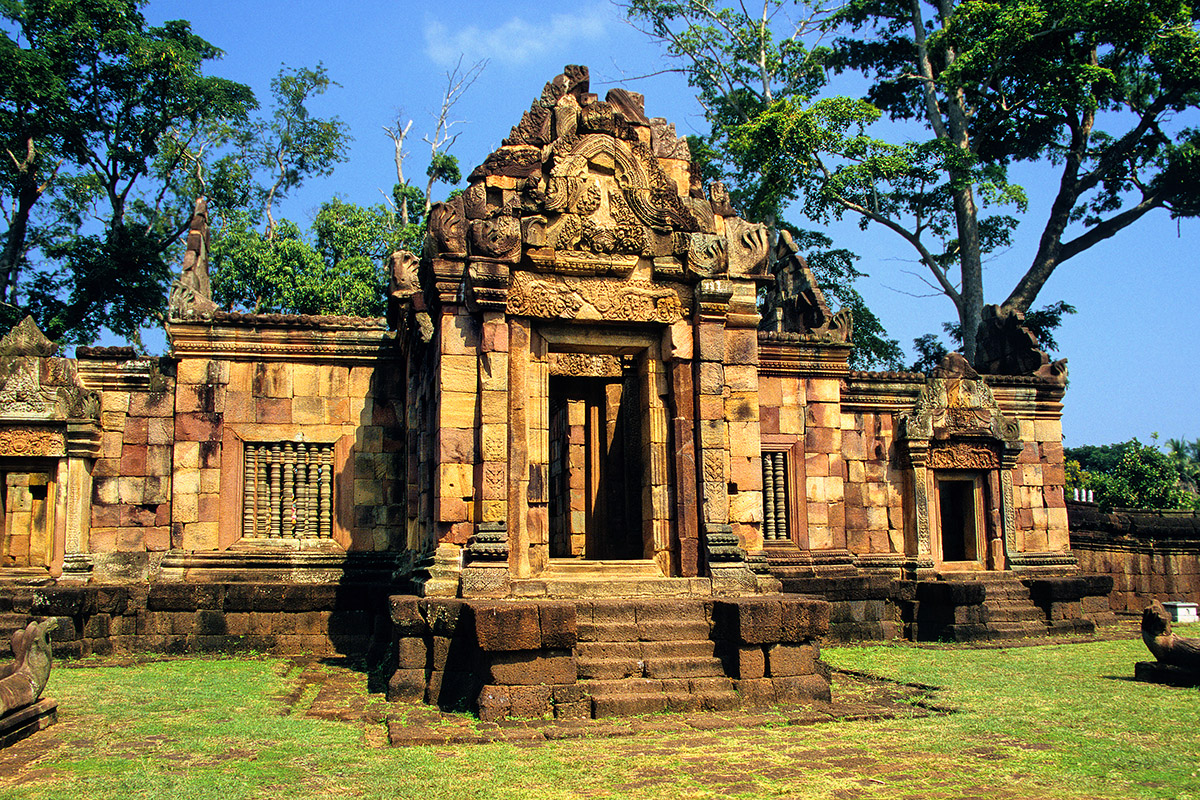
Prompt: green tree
<box><xmin>211</xmin><ymin>198</ymin><xmax>417</xmax><ymax>317</ymax></box>
<box><xmin>627</xmin><ymin>0</ymin><xmax>1200</xmax><ymax>363</ymax></box>
<box><xmin>0</xmin><ymin>0</ymin><xmax>254</xmax><ymax>343</ymax></box>
<box><xmin>625</xmin><ymin>1</ymin><xmax>902</xmax><ymax>369</ymax></box>
<box><xmin>249</xmin><ymin>64</ymin><xmax>350</xmax><ymax>241</ymax></box>
<box><xmin>1066</xmin><ymin>438</ymin><xmax>1198</xmax><ymax>510</ymax></box>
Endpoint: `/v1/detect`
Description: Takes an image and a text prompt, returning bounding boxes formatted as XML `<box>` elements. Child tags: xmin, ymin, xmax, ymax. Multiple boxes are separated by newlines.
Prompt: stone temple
<box><xmin>0</xmin><ymin>66</ymin><xmax>1113</xmax><ymax>719</ymax></box>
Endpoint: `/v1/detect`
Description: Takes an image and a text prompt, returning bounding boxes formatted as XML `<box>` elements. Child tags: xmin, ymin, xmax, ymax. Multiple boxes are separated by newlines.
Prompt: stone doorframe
<box><xmin>0</xmin><ymin>422</ymin><xmax>101</xmax><ymax>578</ymax></box>
<box><xmin>508</xmin><ymin>324</ymin><xmax>674</xmax><ymax>578</ymax></box>
<box><xmin>896</xmin><ymin>367</ymin><xmax>1023</xmax><ymax>573</ymax></box>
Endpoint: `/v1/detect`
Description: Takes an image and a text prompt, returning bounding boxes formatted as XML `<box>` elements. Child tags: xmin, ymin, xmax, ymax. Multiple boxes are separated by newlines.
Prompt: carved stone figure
<box><xmin>168</xmin><ymin>198</ymin><xmax>218</xmax><ymax>319</ymax></box>
<box><xmin>1142</xmin><ymin>600</ymin><xmax>1200</xmax><ymax>671</ymax></box>
<box><xmin>760</xmin><ymin>230</ymin><xmax>850</xmax><ymax>341</ymax></box>
<box><xmin>386</xmin><ymin>250</ymin><xmax>432</xmax><ymax>341</ymax></box>
<box><xmin>428</xmin><ymin>195</ymin><xmax>467</xmax><ymax>256</ymax></box>
<box><xmin>974</xmin><ymin>304</ymin><xmax>1067</xmax><ymax>383</ymax></box>
<box><xmin>0</xmin><ymin>619</ymin><xmax>56</xmax><ymax>716</ymax></box>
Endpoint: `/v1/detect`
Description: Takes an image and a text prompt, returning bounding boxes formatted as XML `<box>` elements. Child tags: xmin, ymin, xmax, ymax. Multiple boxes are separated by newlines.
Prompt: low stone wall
<box><xmin>1069</xmin><ymin>502</ymin><xmax>1200</xmax><ymax>611</ymax></box>
<box><xmin>0</xmin><ymin>582</ymin><xmax>395</xmax><ymax>659</ymax></box>
<box><xmin>386</xmin><ymin>596</ymin><xmax>832</xmax><ymax>721</ymax></box>
<box><xmin>774</xmin><ymin>575</ymin><xmax>902</xmax><ymax>641</ymax></box>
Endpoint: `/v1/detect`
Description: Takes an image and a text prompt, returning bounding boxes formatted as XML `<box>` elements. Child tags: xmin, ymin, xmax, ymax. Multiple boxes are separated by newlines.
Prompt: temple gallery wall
<box><xmin>0</xmin><ymin>66</ymin><xmax>1132</xmax><ymax>718</ymax></box>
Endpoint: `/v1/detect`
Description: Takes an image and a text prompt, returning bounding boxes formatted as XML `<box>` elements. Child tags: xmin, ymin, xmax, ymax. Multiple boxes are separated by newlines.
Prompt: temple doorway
<box><xmin>548</xmin><ymin>369</ymin><xmax>644</xmax><ymax>560</ymax></box>
<box><xmin>0</xmin><ymin>463</ymin><xmax>56</xmax><ymax>570</ymax></box>
<box><xmin>934</xmin><ymin>473</ymin><xmax>985</xmax><ymax>564</ymax></box>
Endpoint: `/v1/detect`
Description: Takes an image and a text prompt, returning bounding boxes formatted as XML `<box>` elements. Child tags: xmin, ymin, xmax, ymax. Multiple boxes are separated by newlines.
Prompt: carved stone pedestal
<box><xmin>0</xmin><ymin>698</ymin><xmax>57</xmax><ymax>749</ymax></box>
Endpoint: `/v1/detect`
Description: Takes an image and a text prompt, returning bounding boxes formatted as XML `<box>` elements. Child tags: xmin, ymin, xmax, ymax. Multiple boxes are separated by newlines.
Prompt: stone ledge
<box><xmin>0</xmin><ymin>698</ymin><xmax>57</xmax><ymax>749</ymax></box>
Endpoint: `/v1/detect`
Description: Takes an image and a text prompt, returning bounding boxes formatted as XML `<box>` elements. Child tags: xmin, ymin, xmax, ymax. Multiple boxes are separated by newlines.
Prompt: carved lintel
<box><xmin>548</xmin><ymin>353</ymin><xmax>623</xmax><ymax>377</ymax></box>
<box><xmin>507</xmin><ymin>271</ymin><xmax>686</xmax><ymax>323</ymax></box>
<box><xmin>929</xmin><ymin>442</ymin><xmax>1000</xmax><ymax>470</ymax></box>
<box><xmin>0</xmin><ymin>426</ymin><xmax>65</xmax><ymax>458</ymax></box>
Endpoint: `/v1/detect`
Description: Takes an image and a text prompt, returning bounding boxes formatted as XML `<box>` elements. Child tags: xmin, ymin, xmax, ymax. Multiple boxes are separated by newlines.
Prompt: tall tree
<box><xmin>624</xmin><ymin>0</ymin><xmax>902</xmax><ymax>369</ymax></box>
<box><xmin>0</xmin><ymin>0</ymin><xmax>254</xmax><ymax>343</ymax></box>
<box><xmin>627</xmin><ymin>0</ymin><xmax>1200</xmax><ymax>363</ymax></box>
<box><xmin>211</xmin><ymin>198</ymin><xmax>417</xmax><ymax>317</ymax></box>
<box><xmin>249</xmin><ymin>64</ymin><xmax>350</xmax><ymax>241</ymax></box>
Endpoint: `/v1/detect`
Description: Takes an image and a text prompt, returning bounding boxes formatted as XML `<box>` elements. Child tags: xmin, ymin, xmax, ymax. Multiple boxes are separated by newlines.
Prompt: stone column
<box><xmin>60</xmin><ymin>421</ymin><xmax>102</xmax><ymax>581</ymax></box>
<box><xmin>665</xmin><ymin>321</ymin><xmax>700</xmax><ymax>576</ymax></box>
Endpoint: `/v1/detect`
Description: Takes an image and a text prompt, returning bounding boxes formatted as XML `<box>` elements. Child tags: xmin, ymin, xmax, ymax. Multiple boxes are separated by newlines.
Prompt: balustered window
<box><xmin>242</xmin><ymin>441</ymin><xmax>334</xmax><ymax>539</ymax></box>
<box><xmin>762</xmin><ymin>450</ymin><xmax>791</xmax><ymax>543</ymax></box>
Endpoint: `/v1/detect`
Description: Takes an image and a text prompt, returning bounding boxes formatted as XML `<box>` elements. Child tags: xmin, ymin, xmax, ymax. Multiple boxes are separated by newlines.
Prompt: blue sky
<box><xmin>143</xmin><ymin>0</ymin><xmax>1200</xmax><ymax>449</ymax></box>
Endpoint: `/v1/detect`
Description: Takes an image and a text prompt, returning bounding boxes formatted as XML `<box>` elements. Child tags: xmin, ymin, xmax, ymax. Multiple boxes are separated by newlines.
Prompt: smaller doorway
<box><xmin>935</xmin><ymin>473</ymin><xmax>984</xmax><ymax>564</ymax></box>
<box><xmin>547</xmin><ymin>371</ymin><xmax>644</xmax><ymax>560</ymax></box>
<box><xmin>1</xmin><ymin>464</ymin><xmax>56</xmax><ymax>570</ymax></box>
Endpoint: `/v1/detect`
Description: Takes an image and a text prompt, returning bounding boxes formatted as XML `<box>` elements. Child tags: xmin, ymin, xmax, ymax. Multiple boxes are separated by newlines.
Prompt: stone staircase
<box><xmin>940</xmin><ymin>572</ymin><xmax>1095</xmax><ymax>640</ymax></box>
<box><xmin>575</xmin><ymin>599</ymin><xmax>739</xmax><ymax>717</ymax></box>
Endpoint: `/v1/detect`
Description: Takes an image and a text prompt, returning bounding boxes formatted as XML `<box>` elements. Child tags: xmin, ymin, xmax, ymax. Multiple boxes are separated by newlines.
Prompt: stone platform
<box><xmin>386</xmin><ymin>595</ymin><xmax>832</xmax><ymax>721</ymax></box>
<box><xmin>1134</xmin><ymin>661</ymin><xmax>1200</xmax><ymax>687</ymax></box>
<box><xmin>0</xmin><ymin>699</ymin><xmax>57</xmax><ymax>749</ymax></box>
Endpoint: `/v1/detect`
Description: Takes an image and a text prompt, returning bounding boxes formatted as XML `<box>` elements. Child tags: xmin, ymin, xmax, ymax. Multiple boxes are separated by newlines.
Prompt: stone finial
<box><xmin>0</xmin><ymin>618</ymin><xmax>56</xmax><ymax>715</ymax></box>
<box><xmin>973</xmin><ymin>304</ymin><xmax>1067</xmax><ymax>382</ymax></box>
<box><xmin>0</xmin><ymin>316</ymin><xmax>57</xmax><ymax>358</ymax></box>
<box><xmin>760</xmin><ymin>231</ymin><xmax>850</xmax><ymax>342</ymax></box>
<box><xmin>168</xmin><ymin>197</ymin><xmax>218</xmax><ymax>319</ymax></box>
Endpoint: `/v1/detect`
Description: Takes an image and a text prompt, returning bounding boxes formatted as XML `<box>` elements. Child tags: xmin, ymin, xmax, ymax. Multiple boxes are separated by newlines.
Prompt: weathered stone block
<box><xmin>388</xmin><ymin>668</ymin><xmax>426</xmax><ymax>703</ymax></box>
<box><xmin>715</xmin><ymin>598</ymin><xmax>782</xmax><ymax>644</ymax></box>
<box><xmin>395</xmin><ymin>636</ymin><xmax>428</xmax><ymax>669</ymax></box>
<box><xmin>486</xmin><ymin>649</ymin><xmax>577</xmax><ymax>685</ymax></box>
<box><xmin>471</xmin><ymin>602</ymin><xmax>541</xmax><ymax>651</ymax></box>
<box><xmin>767</xmin><ymin>643</ymin><xmax>818</xmax><ymax>677</ymax></box>
<box><xmin>772</xmin><ymin>673</ymin><xmax>831</xmax><ymax>704</ymax></box>
<box><xmin>539</xmin><ymin>602</ymin><xmax>577</xmax><ymax>648</ymax></box>
<box><xmin>476</xmin><ymin>685</ymin><xmax>512</xmax><ymax>722</ymax></box>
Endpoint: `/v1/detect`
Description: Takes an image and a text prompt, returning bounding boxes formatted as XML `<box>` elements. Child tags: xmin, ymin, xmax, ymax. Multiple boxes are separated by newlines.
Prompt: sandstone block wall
<box><xmin>841</xmin><ymin>410</ymin><xmax>905</xmax><ymax>556</ymax></box>
<box><xmin>85</xmin><ymin>361</ymin><xmax>175</xmax><ymax>558</ymax></box>
<box><xmin>169</xmin><ymin>341</ymin><xmax>405</xmax><ymax>554</ymax></box>
<box><xmin>1012</xmin><ymin>418</ymin><xmax>1069</xmax><ymax>553</ymax></box>
<box><xmin>1070</xmin><ymin>503</ymin><xmax>1200</xmax><ymax>609</ymax></box>
<box><xmin>0</xmin><ymin>583</ymin><xmax>394</xmax><ymax>659</ymax></box>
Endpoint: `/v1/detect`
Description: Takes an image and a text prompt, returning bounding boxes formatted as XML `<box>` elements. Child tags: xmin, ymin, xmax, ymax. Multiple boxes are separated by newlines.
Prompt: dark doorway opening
<box><xmin>548</xmin><ymin>370</ymin><xmax>644</xmax><ymax>560</ymax></box>
<box><xmin>937</xmin><ymin>477</ymin><xmax>980</xmax><ymax>562</ymax></box>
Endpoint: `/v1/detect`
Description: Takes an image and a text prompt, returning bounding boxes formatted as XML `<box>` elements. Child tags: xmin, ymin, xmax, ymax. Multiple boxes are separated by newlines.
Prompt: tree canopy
<box><xmin>0</xmin><ymin>0</ymin><xmax>255</xmax><ymax>344</ymax></box>
<box><xmin>626</xmin><ymin>0</ymin><xmax>1200</xmax><ymax>363</ymax></box>
<box><xmin>1066</xmin><ymin>437</ymin><xmax>1200</xmax><ymax>510</ymax></box>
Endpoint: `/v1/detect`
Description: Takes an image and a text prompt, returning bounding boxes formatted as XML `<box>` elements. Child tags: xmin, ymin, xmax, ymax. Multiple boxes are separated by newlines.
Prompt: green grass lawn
<box><xmin>1</xmin><ymin>628</ymin><xmax>1197</xmax><ymax>800</ymax></box>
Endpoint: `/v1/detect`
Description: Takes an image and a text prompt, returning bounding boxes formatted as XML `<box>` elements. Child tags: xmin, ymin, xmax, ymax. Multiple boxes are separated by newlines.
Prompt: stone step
<box><xmin>985</xmin><ymin>622</ymin><xmax>1049</xmax><ymax>640</ymax></box>
<box><xmin>643</xmin><ymin>655</ymin><xmax>725</xmax><ymax>679</ymax></box>
<box><xmin>577</xmin><ymin>617</ymin><xmax>712</xmax><ymax>643</ymax></box>
<box><xmin>640</xmin><ymin>639</ymin><xmax>717</xmax><ymax>660</ymax></box>
<box><xmin>576</xmin><ymin>641</ymin><xmax>642</xmax><ymax>661</ymax></box>
<box><xmin>575</xmin><ymin>639</ymin><xmax>716</xmax><ymax>661</ymax></box>
<box><xmin>985</xmin><ymin>606</ymin><xmax>1046</xmax><ymax>623</ymax></box>
<box><xmin>545</xmin><ymin>560</ymin><xmax>664</xmax><ymax>578</ymax></box>
<box><xmin>509</xmin><ymin>577</ymin><xmax>712</xmax><ymax>598</ymax></box>
<box><xmin>577</xmin><ymin>621</ymin><xmax>639</xmax><ymax>643</ymax></box>
<box><xmin>577</xmin><ymin>657</ymin><xmax>643</xmax><ymax>681</ymax></box>
<box><xmin>583</xmin><ymin>676</ymin><xmax>740</xmax><ymax>717</ymax></box>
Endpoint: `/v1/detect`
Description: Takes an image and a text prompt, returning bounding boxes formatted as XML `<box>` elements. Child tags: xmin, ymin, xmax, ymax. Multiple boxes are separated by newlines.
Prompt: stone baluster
<box><xmin>243</xmin><ymin>445</ymin><xmax>258</xmax><ymax>538</ymax></box>
<box><xmin>772</xmin><ymin>451</ymin><xmax>787</xmax><ymax>540</ymax></box>
<box><xmin>763</xmin><ymin>452</ymin><xmax>777</xmax><ymax>541</ymax></box>
<box><xmin>282</xmin><ymin>442</ymin><xmax>296</xmax><ymax>535</ymax></box>
<box><xmin>269</xmin><ymin>443</ymin><xmax>282</xmax><ymax>537</ymax></box>
<box><xmin>320</xmin><ymin>445</ymin><xmax>333</xmax><ymax>538</ymax></box>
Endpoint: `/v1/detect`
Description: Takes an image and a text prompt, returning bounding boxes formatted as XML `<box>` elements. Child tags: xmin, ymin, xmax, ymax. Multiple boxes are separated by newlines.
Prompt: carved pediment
<box><xmin>0</xmin><ymin>318</ymin><xmax>103</xmax><ymax>423</ymax></box>
<box><xmin>419</xmin><ymin>65</ymin><xmax>779</xmax><ymax>318</ymax></box>
<box><xmin>897</xmin><ymin>357</ymin><xmax>1021</xmax><ymax>458</ymax></box>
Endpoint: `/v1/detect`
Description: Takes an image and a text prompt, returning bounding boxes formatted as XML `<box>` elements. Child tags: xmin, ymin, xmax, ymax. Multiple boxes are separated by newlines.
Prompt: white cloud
<box><xmin>424</xmin><ymin>6</ymin><xmax>611</xmax><ymax>67</ymax></box>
